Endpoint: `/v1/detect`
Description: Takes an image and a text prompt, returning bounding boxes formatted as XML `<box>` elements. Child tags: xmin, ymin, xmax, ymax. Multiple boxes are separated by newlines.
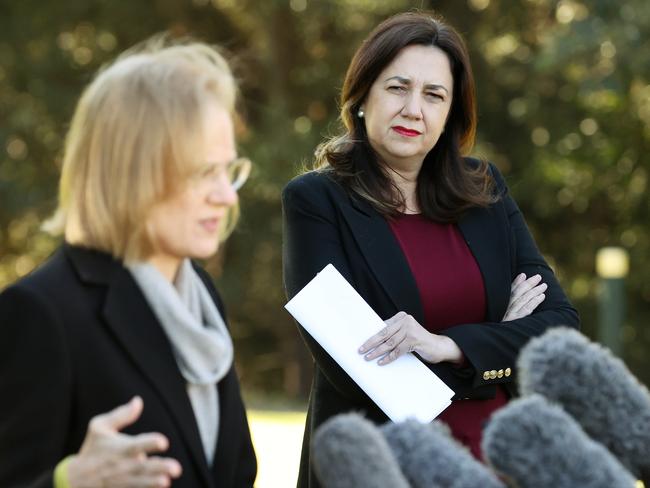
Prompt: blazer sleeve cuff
<box><xmin>439</xmin><ymin>326</ymin><xmax>516</xmax><ymax>388</ymax></box>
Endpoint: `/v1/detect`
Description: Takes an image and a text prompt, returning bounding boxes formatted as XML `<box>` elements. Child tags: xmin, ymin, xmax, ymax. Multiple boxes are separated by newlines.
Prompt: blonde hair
<box><xmin>44</xmin><ymin>37</ymin><xmax>239</xmax><ymax>262</ymax></box>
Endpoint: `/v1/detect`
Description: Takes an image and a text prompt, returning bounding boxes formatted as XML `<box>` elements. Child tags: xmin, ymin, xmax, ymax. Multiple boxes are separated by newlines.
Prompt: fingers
<box><xmin>503</xmin><ymin>271</ymin><xmax>548</xmax><ymax>320</ymax></box>
<box><xmin>122</xmin><ymin>432</ymin><xmax>171</xmax><ymax>457</ymax></box>
<box><xmin>68</xmin><ymin>452</ymin><xmax>182</xmax><ymax>488</ymax></box>
<box><xmin>377</xmin><ymin>336</ymin><xmax>408</xmax><ymax>365</ymax></box>
<box><xmin>122</xmin><ymin>476</ymin><xmax>171</xmax><ymax>488</ymax></box>
<box><xmin>128</xmin><ymin>456</ymin><xmax>182</xmax><ymax>479</ymax></box>
<box><xmin>362</xmin><ymin>329</ymin><xmax>407</xmax><ymax>361</ymax></box>
<box><xmin>109</xmin><ymin>457</ymin><xmax>182</xmax><ymax>487</ymax></box>
<box><xmin>147</xmin><ymin>457</ymin><xmax>182</xmax><ymax>478</ymax></box>
<box><xmin>510</xmin><ymin>274</ymin><xmax>542</xmax><ymax>301</ymax></box>
<box><xmin>358</xmin><ymin>318</ymin><xmax>403</xmax><ymax>354</ymax></box>
<box><xmin>358</xmin><ymin>312</ymin><xmax>423</xmax><ymax>365</ymax></box>
<box><xmin>510</xmin><ymin>282</ymin><xmax>548</xmax><ymax>315</ymax></box>
<box><xmin>503</xmin><ymin>273</ymin><xmax>547</xmax><ymax>321</ymax></box>
<box><xmin>91</xmin><ymin>396</ymin><xmax>144</xmax><ymax>434</ymax></box>
<box><xmin>510</xmin><ymin>273</ymin><xmax>526</xmax><ymax>291</ymax></box>
<box><xmin>72</xmin><ymin>398</ymin><xmax>183</xmax><ymax>488</ymax></box>
<box><xmin>514</xmin><ymin>292</ymin><xmax>546</xmax><ymax>319</ymax></box>
<box><xmin>83</xmin><ymin>398</ymin><xmax>169</xmax><ymax>461</ymax></box>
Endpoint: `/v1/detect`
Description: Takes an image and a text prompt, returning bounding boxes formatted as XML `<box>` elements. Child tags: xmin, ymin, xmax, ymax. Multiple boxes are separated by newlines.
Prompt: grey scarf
<box><xmin>128</xmin><ymin>259</ymin><xmax>234</xmax><ymax>465</ymax></box>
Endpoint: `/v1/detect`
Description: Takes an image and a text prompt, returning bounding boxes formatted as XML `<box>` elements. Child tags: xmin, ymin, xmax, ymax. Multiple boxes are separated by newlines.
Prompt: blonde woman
<box><xmin>0</xmin><ymin>40</ymin><xmax>256</xmax><ymax>487</ymax></box>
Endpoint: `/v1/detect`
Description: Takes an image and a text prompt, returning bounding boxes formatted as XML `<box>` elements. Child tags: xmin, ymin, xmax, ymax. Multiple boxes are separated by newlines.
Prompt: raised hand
<box><xmin>66</xmin><ymin>396</ymin><xmax>182</xmax><ymax>488</ymax></box>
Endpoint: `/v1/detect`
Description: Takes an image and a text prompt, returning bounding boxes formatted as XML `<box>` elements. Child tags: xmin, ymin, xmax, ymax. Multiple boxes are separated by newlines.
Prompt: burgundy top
<box><xmin>388</xmin><ymin>213</ymin><xmax>507</xmax><ymax>459</ymax></box>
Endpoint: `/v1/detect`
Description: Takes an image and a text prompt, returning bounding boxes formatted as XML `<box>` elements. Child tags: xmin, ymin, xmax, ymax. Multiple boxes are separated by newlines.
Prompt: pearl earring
<box><xmin>357</xmin><ymin>108</ymin><xmax>364</xmax><ymax>118</ymax></box>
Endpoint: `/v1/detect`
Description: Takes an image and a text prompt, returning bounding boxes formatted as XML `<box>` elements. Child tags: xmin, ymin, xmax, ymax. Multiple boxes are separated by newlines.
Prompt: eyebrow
<box><xmin>384</xmin><ymin>76</ymin><xmax>449</xmax><ymax>95</ymax></box>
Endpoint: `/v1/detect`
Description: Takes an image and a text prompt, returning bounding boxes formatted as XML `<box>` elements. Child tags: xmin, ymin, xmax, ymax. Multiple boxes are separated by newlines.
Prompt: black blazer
<box><xmin>282</xmin><ymin>161</ymin><xmax>579</xmax><ymax>487</ymax></box>
<box><xmin>0</xmin><ymin>244</ymin><xmax>256</xmax><ymax>488</ymax></box>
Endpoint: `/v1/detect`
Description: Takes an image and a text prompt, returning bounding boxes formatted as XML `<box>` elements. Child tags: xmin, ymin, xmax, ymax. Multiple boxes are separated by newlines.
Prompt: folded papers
<box><xmin>285</xmin><ymin>264</ymin><xmax>453</xmax><ymax>423</ymax></box>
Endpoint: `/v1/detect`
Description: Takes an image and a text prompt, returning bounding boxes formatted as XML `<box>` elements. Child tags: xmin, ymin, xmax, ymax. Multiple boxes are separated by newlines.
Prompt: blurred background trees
<box><xmin>1</xmin><ymin>0</ymin><xmax>648</xmax><ymax>403</ymax></box>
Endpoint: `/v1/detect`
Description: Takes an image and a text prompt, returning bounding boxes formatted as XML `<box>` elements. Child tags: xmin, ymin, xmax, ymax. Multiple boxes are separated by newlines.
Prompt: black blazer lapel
<box><xmin>210</xmin><ymin>368</ymin><xmax>247</xmax><ymax>487</ymax></box>
<box><xmin>339</xmin><ymin>197</ymin><xmax>425</xmax><ymax>324</ymax></box>
<box><xmin>65</xmin><ymin>246</ymin><xmax>214</xmax><ymax>487</ymax></box>
<box><xmin>102</xmin><ymin>271</ymin><xmax>214</xmax><ymax>487</ymax></box>
<box><xmin>458</xmin><ymin>205</ymin><xmax>512</xmax><ymax>322</ymax></box>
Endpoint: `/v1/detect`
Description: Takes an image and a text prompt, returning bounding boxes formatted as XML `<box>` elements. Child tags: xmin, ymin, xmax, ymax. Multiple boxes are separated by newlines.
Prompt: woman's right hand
<box><xmin>66</xmin><ymin>396</ymin><xmax>182</xmax><ymax>488</ymax></box>
<box><xmin>502</xmin><ymin>273</ymin><xmax>547</xmax><ymax>322</ymax></box>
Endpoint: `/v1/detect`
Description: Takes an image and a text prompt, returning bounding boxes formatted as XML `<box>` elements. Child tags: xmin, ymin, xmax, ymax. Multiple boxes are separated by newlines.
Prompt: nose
<box><xmin>207</xmin><ymin>176</ymin><xmax>238</xmax><ymax>207</ymax></box>
<box><xmin>401</xmin><ymin>92</ymin><xmax>423</xmax><ymax>120</ymax></box>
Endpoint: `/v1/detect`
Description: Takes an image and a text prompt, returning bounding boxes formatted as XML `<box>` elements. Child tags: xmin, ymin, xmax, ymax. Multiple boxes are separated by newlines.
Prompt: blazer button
<box><xmin>505</xmin><ymin>367</ymin><xmax>512</xmax><ymax>377</ymax></box>
<box><xmin>497</xmin><ymin>369</ymin><xmax>504</xmax><ymax>378</ymax></box>
<box><xmin>489</xmin><ymin>370</ymin><xmax>497</xmax><ymax>380</ymax></box>
<box><xmin>483</xmin><ymin>371</ymin><xmax>490</xmax><ymax>381</ymax></box>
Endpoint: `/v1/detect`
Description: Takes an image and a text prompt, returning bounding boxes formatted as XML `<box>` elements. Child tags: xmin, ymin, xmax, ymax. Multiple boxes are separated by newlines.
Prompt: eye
<box><xmin>201</xmin><ymin>164</ymin><xmax>219</xmax><ymax>178</ymax></box>
<box><xmin>387</xmin><ymin>85</ymin><xmax>407</xmax><ymax>93</ymax></box>
<box><xmin>425</xmin><ymin>92</ymin><xmax>444</xmax><ymax>101</ymax></box>
<box><xmin>193</xmin><ymin>163</ymin><xmax>220</xmax><ymax>181</ymax></box>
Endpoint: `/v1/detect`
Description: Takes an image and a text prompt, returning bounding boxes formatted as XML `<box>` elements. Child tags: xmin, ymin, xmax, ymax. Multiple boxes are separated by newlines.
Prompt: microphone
<box><xmin>381</xmin><ymin>419</ymin><xmax>504</xmax><ymax>488</ymax></box>
<box><xmin>311</xmin><ymin>412</ymin><xmax>410</xmax><ymax>488</ymax></box>
<box><xmin>482</xmin><ymin>394</ymin><xmax>636</xmax><ymax>488</ymax></box>
<box><xmin>518</xmin><ymin>327</ymin><xmax>650</xmax><ymax>482</ymax></box>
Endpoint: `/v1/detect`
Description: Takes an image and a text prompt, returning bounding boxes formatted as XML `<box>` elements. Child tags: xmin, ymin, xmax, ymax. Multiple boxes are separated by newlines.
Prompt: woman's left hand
<box><xmin>358</xmin><ymin>311</ymin><xmax>463</xmax><ymax>366</ymax></box>
<box><xmin>502</xmin><ymin>273</ymin><xmax>547</xmax><ymax>322</ymax></box>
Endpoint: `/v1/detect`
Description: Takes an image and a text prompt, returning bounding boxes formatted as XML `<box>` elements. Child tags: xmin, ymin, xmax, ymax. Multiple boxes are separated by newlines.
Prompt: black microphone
<box><xmin>311</xmin><ymin>412</ymin><xmax>410</xmax><ymax>488</ymax></box>
<box><xmin>381</xmin><ymin>419</ymin><xmax>504</xmax><ymax>488</ymax></box>
<box><xmin>482</xmin><ymin>394</ymin><xmax>636</xmax><ymax>488</ymax></box>
<box><xmin>518</xmin><ymin>327</ymin><xmax>650</xmax><ymax>482</ymax></box>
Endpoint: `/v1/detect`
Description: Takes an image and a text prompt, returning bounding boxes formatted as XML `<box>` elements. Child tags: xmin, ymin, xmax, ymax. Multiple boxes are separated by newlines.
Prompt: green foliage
<box><xmin>1</xmin><ymin>0</ymin><xmax>648</xmax><ymax>396</ymax></box>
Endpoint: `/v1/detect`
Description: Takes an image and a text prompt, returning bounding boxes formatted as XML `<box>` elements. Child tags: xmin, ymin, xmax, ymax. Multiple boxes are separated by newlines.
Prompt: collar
<box><xmin>63</xmin><ymin>242</ymin><xmax>123</xmax><ymax>285</ymax></box>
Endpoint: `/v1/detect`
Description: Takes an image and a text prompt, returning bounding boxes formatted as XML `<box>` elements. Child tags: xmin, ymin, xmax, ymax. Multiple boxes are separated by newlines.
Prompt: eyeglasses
<box><xmin>190</xmin><ymin>157</ymin><xmax>251</xmax><ymax>191</ymax></box>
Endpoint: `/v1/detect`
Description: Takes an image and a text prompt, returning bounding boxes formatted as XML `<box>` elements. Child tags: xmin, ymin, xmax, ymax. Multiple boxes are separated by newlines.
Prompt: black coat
<box><xmin>0</xmin><ymin>244</ymin><xmax>257</xmax><ymax>488</ymax></box>
<box><xmin>282</xmin><ymin>161</ymin><xmax>579</xmax><ymax>487</ymax></box>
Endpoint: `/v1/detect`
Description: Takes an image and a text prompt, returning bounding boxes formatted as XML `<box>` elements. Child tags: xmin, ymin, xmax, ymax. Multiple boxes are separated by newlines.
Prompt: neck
<box><xmin>382</xmin><ymin>161</ymin><xmax>421</xmax><ymax>214</ymax></box>
<box><xmin>147</xmin><ymin>254</ymin><xmax>182</xmax><ymax>282</ymax></box>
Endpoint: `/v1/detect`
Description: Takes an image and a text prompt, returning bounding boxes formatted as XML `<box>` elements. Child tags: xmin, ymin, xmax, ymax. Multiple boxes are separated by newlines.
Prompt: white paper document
<box><xmin>285</xmin><ymin>264</ymin><xmax>454</xmax><ymax>423</ymax></box>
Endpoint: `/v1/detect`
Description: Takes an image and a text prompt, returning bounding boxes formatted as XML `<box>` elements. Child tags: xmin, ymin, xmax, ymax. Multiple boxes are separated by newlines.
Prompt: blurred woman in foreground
<box><xmin>0</xmin><ymin>39</ymin><xmax>256</xmax><ymax>487</ymax></box>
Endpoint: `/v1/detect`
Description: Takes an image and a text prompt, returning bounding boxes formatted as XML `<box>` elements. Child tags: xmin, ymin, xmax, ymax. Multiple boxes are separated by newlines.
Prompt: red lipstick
<box><xmin>392</xmin><ymin>126</ymin><xmax>421</xmax><ymax>137</ymax></box>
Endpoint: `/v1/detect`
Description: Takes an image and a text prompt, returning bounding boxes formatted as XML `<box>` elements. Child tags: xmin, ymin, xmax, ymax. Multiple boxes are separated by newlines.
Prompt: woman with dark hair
<box><xmin>283</xmin><ymin>11</ymin><xmax>578</xmax><ymax>486</ymax></box>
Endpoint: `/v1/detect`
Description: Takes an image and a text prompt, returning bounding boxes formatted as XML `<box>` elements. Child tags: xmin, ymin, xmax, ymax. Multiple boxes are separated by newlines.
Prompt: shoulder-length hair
<box><xmin>44</xmin><ymin>37</ymin><xmax>240</xmax><ymax>262</ymax></box>
<box><xmin>315</xmin><ymin>11</ymin><xmax>495</xmax><ymax>221</ymax></box>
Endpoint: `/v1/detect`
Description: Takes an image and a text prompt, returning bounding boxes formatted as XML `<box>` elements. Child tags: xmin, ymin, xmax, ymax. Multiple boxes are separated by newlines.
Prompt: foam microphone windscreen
<box><xmin>381</xmin><ymin>419</ymin><xmax>504</xmax><ymax>488</ymax></box>
<box><xmin>312</xmin><ymin>413</ymin><xmax>410</xmax><ymax>488</ymax></box>
<box><xmin>518</xmin><ymin>327</ymin><xmax>650</xmax><ymax>482</ymax></box>
<box><xmin>482</xmin><ymin>394</ymin><xmax>636</xmax><ymax>488</ymax></box>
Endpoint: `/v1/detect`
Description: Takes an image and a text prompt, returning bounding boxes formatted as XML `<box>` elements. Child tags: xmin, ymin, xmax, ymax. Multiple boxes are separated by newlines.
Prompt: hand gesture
<box><xmin>502</xmin><ymin>273</ymin><xmax>547</xmax><ymax>322</ymax></box>
<box><xmin>358</xmin><ymin>312</ymin><xmax>463</xmax><ymax>366</ymax></box>
<box><xmin>67</xmin><ymin>396</ymin><xmax>182</xmax><ymax>488</ymax></box>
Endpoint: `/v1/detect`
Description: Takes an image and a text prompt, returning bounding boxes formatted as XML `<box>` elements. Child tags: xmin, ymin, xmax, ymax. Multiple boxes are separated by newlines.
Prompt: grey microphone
<box><xmin>311</xmin><ymin>412</ymin><xmax>410</xmax><ymax>488</ymax></box>
<box><xmin>518</xmin><ymin>327</ymin><xmax>650</xmax><ymax>482</ymax></box>
<box><xmin>381</xmin><ymin>419</ymin><xmax>504</xmax><ymax>488</ymax></box>
<box><xmin>482</xmin><ymin>394</ymin><xmax>637</xmax><ymax>488</ymax></box>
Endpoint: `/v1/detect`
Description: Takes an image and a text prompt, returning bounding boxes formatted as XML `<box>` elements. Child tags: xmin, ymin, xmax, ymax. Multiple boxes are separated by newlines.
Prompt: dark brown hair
<box><xmin>315</xmin><ymin>11</ymin><xmax>495</xmax><ymax>221</ymax></box>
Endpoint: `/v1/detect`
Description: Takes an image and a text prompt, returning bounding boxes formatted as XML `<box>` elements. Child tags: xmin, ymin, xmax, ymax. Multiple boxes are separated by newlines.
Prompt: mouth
<box><xmin>392</xmin><ymin>126</ymin><xmax>422</xmax><ymax>137</ymax></box>
<box><xmin>199</xmin><ymin>217</ymin><xmax>221</xmax><ymax>233</ymax></box>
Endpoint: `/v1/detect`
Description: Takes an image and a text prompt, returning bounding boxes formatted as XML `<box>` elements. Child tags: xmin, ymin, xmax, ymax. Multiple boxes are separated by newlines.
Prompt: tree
<box><xmin>1</xmin><ymin>0</ymin><xmax>648</xmax><ymax>397</ymax></box>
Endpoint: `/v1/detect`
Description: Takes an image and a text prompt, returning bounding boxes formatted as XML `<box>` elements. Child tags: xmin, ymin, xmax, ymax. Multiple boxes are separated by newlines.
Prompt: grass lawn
<box><xmin>248</xmin><ymin>409</ymin><xmax>307</xmax><ymax>487</ymax></box>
